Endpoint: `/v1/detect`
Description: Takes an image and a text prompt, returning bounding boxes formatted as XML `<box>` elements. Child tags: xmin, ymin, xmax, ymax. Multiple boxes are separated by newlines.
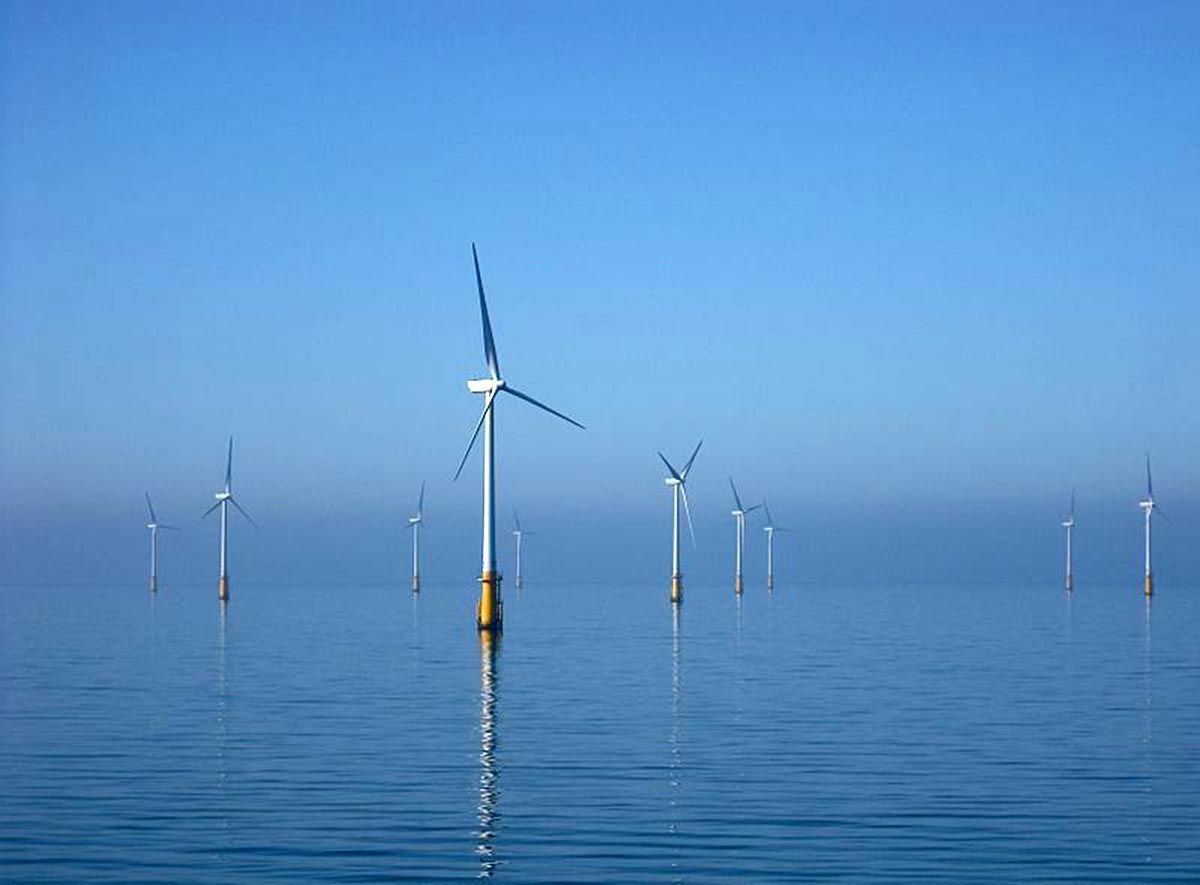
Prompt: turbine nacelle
<box><xmin>214</xmin><ymin>491</ymin><xmax>231</xmax><ymax>502</ymax></box>
<box><xmin>467</xmin><ymin>378</ymin><xmax>505</xmax><ymax>394</ymax></box>
<box><xmin>664</xmin><ymin>476</ymin><xmax>681</xmax><ymax>487</ymax></box>
<box><xmin>1139</xmin><ymin>500</ymin><xmax>1154</xmax><ymax>511</ymax></box>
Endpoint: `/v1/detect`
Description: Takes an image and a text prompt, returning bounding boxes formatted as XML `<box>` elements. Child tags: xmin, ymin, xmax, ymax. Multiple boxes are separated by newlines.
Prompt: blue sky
<box><xmin>2</xmin><ymin>2</ymin><xmax>1197</xmax><ymax>585</ymax></box>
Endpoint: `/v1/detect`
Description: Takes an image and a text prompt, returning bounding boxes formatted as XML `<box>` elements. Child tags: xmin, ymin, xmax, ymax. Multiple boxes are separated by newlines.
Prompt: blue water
<box><xmin>2</xmin><ymin>580</ymin><xmax>1198</xmax><ymax>882</ymax></box>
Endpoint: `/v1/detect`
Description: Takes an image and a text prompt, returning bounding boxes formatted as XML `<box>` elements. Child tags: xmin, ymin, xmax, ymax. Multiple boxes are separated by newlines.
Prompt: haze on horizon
<box><xmin>2</xmin><ymin>2</ymin><xmax>1197</xmax><ymax>586</ymax></box>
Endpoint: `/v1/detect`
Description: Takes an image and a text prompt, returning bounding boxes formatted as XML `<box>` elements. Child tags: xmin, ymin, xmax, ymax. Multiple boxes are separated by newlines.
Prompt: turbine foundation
<box><xmin>1064</xmin><ymin>574</ymin><xmax>1073</xmax><ymax>592</ymax></box>
<box><xmin>670</xmin><ymin>574</ymin><xmax>683</xmax><ymax>604</ymax></box>
<box><xmin>218</xmin><ymin>576</ymin><xmax>229</xmax><ymax>601</ymax></box>
<box><xmin>149</xmin><ymin>576</ymin><xmax>158</xmax><ymax>593</ymax></box>
<box><xmin>412</xmin><ymin>575</ymin><xmax>420</xmax><ymax>593</ymax></box>
<box><xmin>477</xmin><ymin>570</ymin><xmax>503</xmax><ymax>631</ymax></box>
<box><xmin>1144</xmin><ymin>573</ymin><xmax>1153</xmax><ymax>597</ymax></box>
<box><xmin>734</xmin><ymin>575</ymin><xmax>744</xmax><ymax>595</ymax></box>
<box><xmin>767</xmin><ymin>574</ymin><xmax>774</xmax><ymax>591</ymax></box>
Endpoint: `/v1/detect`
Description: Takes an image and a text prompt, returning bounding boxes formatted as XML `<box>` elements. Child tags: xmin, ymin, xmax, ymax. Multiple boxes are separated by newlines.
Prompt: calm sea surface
<box><xmin>2</xmin><ymin>579</ymin><xmax>1197</xmax><ymax>882</ymax></box>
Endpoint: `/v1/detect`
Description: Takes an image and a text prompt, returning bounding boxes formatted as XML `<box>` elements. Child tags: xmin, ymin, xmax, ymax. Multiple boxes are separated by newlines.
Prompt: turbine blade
<box><xmin>225</xmin><ymin>436</ymin><xmax>233</xmax><ymax>492</ymax></box>
<box><xmin>453</xmin><ymin>391</ymin><xmax>496</xmax><ymax>481</ymax></box>
<box><xmin>503</xmin><ymin>385</ymin><xmax>585</xmax><ymax>429</ymax></box>
<box><xmin>745</xmin><ymin>504</ymin><xmax>762</xmax><ymax>514</ymax></box>
<box><xmin>1146</xmin><ymin>453</ymin><xmax>1154</xmax><ymax>500</ymax></box>
<box><xmin>417</xmin><ymin>480</ymin><xmax>425</xmax><ymax>518</ymax></box>
<box><xmin>679</xmin><ymin>483</ymin><xmax>697</xmax><ymax>549</ymax></box>
<box><xmin>658</xmin><ymin>452</ymin><xmax>683</xmax><ymax>482</ymax></box>
<box><xmin>1070</xmin><ymin>488</ymin><xmax>1075</xmax><ymax>519</ymax></box>
<box><xmin>229</xmin><ymin>497</ymin><xmax>258</xmax><ymax>529</ymax></box>
<box><xmin>145</xmin><ymin>492</ymin><xmax>157</xmax><ymax>523</ymax></box>
<box><xmin>201</xmin><ymin>501</ymin><xmax>221</xmax><ymax>519</ymax></box>
<box><xmin>472</xmin><ymin>243</ymin><xmax>501</xmax><ymax>380</ymax></box>
<box><xmin>159</xmin><ymin>524</ymin><xmax>181</xmax><ymax>531</ymax></box>
<box><xmin>763</xmin><ymin>499</ymin><xmax>774</xmax><ymax>527</ymax></box>
<box><xmin>514</xmin><ymin>509</ymin><xmax>522</xmax><ymax>533</ymax></box>
<box><xmin>681</xmin><ymin>439</ymin><xmax>703</xmax><ymax>479</ymax></box>
<box><xmin>729</xmin><ymin>477</ymin><xmax>744</xmax><ymax>512</ymax></box>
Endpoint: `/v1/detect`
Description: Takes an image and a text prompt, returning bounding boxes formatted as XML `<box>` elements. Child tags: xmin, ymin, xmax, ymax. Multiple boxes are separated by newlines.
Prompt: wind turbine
<box><xmin>729</xmin><ymin>478</ymin><xmax>761</xmax><ymax>594</ymax></box>
<box><xmin>1061</xmin><ymin>489</ymin><xmax>1075</xmax><ymax>592</ymax></box>
<box><xmin>1139</xmin><ymin>454</ymin><xmax>1159</xmax><ymax>597</ymax></box>
<box><xmin>202</xmin><ymin>437</ymin><xmax>256</xmax><ymax>602</ymax></box>
<box><xmin>762</xmin><ymin>499</ymin><xmax>788</xmax><ymax>591</ymax></box>
<box><xmin>407</xmin><ymin>481</ymin><xmax>425</xmax><ymax>592</ymax></box>
<box><xmin>144</xmin><ymin>493</ymin><xmax>179</xmax><ymax>592</ymax></box>
<box><xmin>454</xmin><ymin>244</ymin><xmax>584</xmax><ymax>631</ymax></box>
<box><xmin>658</xmin><ymin>440</ymin><xmax>702</xmax><ymax>605</ymax></box>
<box><xmin>512</xmin><ymin>510</ymin><xmax>534</xmax><ymax>590</ymax></box>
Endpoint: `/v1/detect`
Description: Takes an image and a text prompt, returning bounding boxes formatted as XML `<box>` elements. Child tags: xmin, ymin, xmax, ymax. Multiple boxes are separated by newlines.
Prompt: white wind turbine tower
<box><xmin>1139</xmin><ymin>454</ymin><xmax>1160</xmax><ymax>597</ymax></box>
<box><xmin>729</xmin><ymin>478</ymin><xmax>761</xmax><ymax>595</ymax></box>
<box><xmin>1061</xmin><ymin>489</ymin><xmax>1075</xmax><ymax>592</ymax></box>
<box><xmin>658</xmin><ymin>440</ymin><xmax>702</xmax><ymax>605</ymax></box>
<box><xmin>454</xmin><ymin>244</ymin><xmax>584</xmax><ymax>632</ymax></box>
<box><xmin>202</xmin><ymin>437</ymin><xmax>257</xmax><ymax>602</ymax></box>
<box><xmin>512</xmin><ymin>510</ymin><xmax>535</xmax><ymax>590</ymax></box>
<box><xmin>762</xmin><ymin>499</ymin><xmax>788</xmax><ymax>591</ymax></box>
<box><xmin>144</xmin><ymin>492</ymin><xmax>179</xmax><ymax>592</ymax></box>
<box><xmin>407</xmin><ymin>481</ymin><xmax>425</xmax><ymax>592</ymax></box>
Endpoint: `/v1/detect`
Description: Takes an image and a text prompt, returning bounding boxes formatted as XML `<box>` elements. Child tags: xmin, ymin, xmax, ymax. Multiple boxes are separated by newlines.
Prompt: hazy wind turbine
<box><xmin>1139</xmin><ymin>454</ymin><xmax>1159</xmax><ymax>597</ymax></box>
<box><xmin>202</xmin><ymin>437</ymin><xmax>256</xmax><ymax>601</ymax></box>
<box><xmin>407</xmin><ymin>481</ymin><xmax>425</xmax><ymax>592</ymax></box>
<box><xmin>659</xmin><ymin>440</ymin><xmax>702</xmax><ymax>605</ymax></box>
<box><xmin>512</xmin><ymin>510</ymin><xmax>535</xmax><ymax>590</ymax></box>
<box><xmin>454</xmin><ymin>244</ymin><xmax>584</xmax><ymax>631</ymax></box>
<box><xmin>144</xmin><ymin>493</ymin><xmax>179</xmax><ymax>592</ymax></box>
<box><xmin>1061</xmin><ymin>490</ymin><xmax>1075</xmax><ymax>592</ymax></box>
<box><xmin>729</xmin><ymin>479</ymin><xmax>761</xmax><ymax>595</ymax></box>
<box><xmin>762</xmin><ymin>499</ymin><xmax>788</xmax><ymax>591</ymax></box>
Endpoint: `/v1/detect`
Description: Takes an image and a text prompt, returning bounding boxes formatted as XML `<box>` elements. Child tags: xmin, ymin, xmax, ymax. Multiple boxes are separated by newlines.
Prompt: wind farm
<box><xmin>6</xmin><ymin>6</ymin><xmax>1199</xmax><ymax>882</ymax></box>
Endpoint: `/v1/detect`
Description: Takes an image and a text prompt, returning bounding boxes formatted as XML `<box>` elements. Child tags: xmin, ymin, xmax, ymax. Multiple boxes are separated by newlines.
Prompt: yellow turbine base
<box><xmin>477</xmin><ymin>570</ymin><xmax>503</xmax><ymax>631</ymax></box>
<box><xmin>670</xmin><ymin>574</ymin><xmax>683</xmax><ymax>604</ymax></box>
<box><xmin>218</xmin><ymin>576</ymin><xmax>229</xmax><ymax>601</ymax></box>
<box><xmin>1144</xmin><ymin>573</ymin><xmax>1153</xmax><ymax>597</ymax></box>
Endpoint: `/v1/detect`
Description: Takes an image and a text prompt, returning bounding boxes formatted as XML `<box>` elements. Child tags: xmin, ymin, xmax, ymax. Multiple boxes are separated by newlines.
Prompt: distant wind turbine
<box><xmin>659</xmin><ymin>440</ymin><xmax>702</xmax><ymax>605</ymax></box>
<box><xmin>454</xmin><ymin>244</ymin><xmax>584</xmax><ymax>631</ymax></box>
<box><xmin>1139</xmin><ymin>454</ymin><xmax>1159</xmax><ymax>597</ymax></box>
<box><xmin>202</xmin><ymin>437</ymin><xmax>256</xmax><ymax>602</ymax></box>
<box><xmin>512</xmin><ymin>510</ymin><xmax>534</xmax><ymax>589</ymax></box>
<box><xmin>407</xmin><ymin>481</ymin><xmax>425</xmax><ymax>592</ymax></box>
<box><xmin>144</xmin><ymin>493</ymin><xmax>179</xmax><ymax>592</ymax></box>
<box><xmin>1061</xmin><ymin>490</ymin><xmax>1075</xmax><ymax>592</ymax></box>
<box><xmin>762</xmin><ymin>499</ymin><xmax>788</xmax><ymax>591</ymax></box>
<box><xmin>729</xmin><ymin>479</ymin><xmax>761</xmax><ymax>595</ymax></box>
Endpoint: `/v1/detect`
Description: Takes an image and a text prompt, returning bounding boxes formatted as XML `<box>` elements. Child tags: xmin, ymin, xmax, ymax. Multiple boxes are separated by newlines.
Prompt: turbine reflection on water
<box><xmin>669</xmin><ymin>603</ymin><xmax>683</xmax><ymax>880</ymax></box>
<box><xmin>477</xmin><ymin>631</ymin><xmax>500</xmax><ymax>878</ymax></box>
<box><xmin>1141</xmin><ymin>597</ymin><xmax>1153</xmax><ymax>861</ymax></box>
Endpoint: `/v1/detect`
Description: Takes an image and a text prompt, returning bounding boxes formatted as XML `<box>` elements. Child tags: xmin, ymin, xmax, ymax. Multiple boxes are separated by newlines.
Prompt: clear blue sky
<box><xmin>2</xmin><ymin>1</ymin><xmax>1197</xmax><ymax>585</ymax></box>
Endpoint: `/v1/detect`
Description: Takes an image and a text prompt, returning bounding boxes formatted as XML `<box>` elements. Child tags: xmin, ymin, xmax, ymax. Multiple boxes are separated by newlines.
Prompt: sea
<box><xmin>2</xmin><ymin>578</ymin><xmax>1197</xmax><ymax>882</ymax></box>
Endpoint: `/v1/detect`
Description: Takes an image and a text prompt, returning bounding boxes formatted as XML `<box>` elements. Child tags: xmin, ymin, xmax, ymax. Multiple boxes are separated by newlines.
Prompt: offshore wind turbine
<box><xmin>1061</xmin><ymin>490</ymin><xmax>1075</xmax><ymax>592</ymax></box>
<box><xmin>512</xmin><ymin>510</ymin><xmax>534</xmax><ymax>590</ymax></box>
<box><xmin>658</xmin><ymin>440</ymin><xmax>702</xmax><ymax>605</ymax></box>
<box><xmin>729</xmin><ymin>478</ymin><xmax>761</xmax><ymax>595</ymax></box>
<box><xmin>454</xmin><ymin>244</ymin><xmax>584</xmax><ymax>631</ymax></box>
<box><xmin>407</xmin><ymin>481</ymin><xmax>425</xmax><ymax>592</ymax></box>
<box><xmin>762</xmin><ymin>499</ymin><xmax>788</xmax><ymax>591</ymax></box>
<box><xmin>144</xmin><ymin>493</ymin><xmax>179</xmax><ymax>592</ymax></box>
<box><xmin>202</xmin><ymin>437</ymin><xmax>256</xmax><ymax>602</ymax></box>
<box><xmin>1139</xmin><ymin>454</ymin><xmax>1159</xmax><ymax>597</ymax></box>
